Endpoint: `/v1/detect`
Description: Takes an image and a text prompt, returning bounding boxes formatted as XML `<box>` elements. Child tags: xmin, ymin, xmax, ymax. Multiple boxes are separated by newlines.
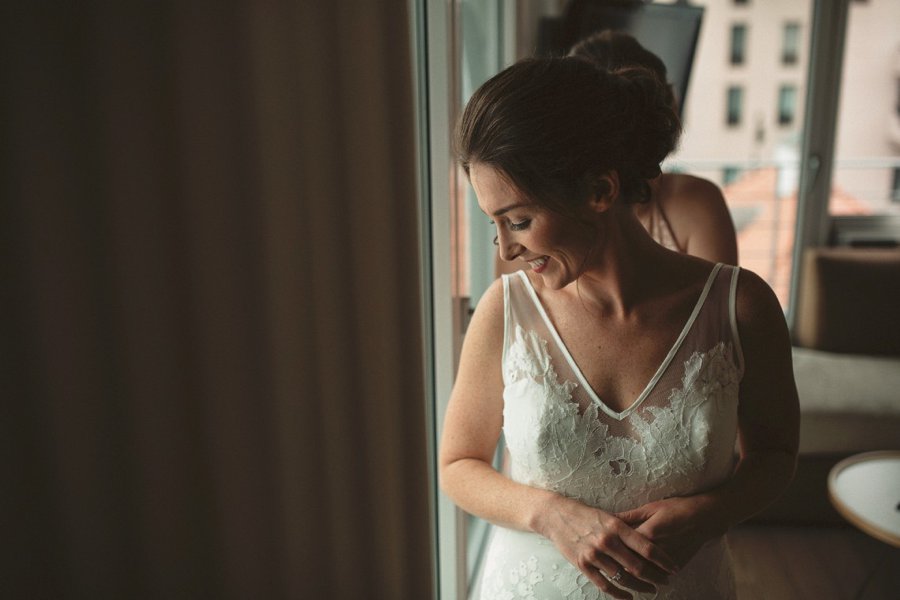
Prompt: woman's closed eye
<box><xmin>489</xmin><ymin>218</ymin><xmax>531</xmax><ymax>245</ymax></box>
<box><xmin>489</xmin><ymin>218</ymin><xmax>531</xmax><ymax>230</ymax></box>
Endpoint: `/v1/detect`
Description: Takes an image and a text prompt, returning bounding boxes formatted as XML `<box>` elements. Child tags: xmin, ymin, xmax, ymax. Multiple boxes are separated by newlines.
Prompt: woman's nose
<box><xmin>494</xmin><ymin>231</ymin><xmax>521</xmax><ymax>262</ymax></box>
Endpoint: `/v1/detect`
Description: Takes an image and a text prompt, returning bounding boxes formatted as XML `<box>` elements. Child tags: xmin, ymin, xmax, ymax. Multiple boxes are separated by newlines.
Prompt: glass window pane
<box><xmin>456</xmin><ymin>2</ymin><xmax>511</xmax><ymax>596</ymax></box>
<box><xmin>670</xmin><ymin>0</ymin><xmax>813</xmax><ymax>309</ymax></box>
<box><xmin>830</xmin><ymin>0</ymin><xmax>900</xmax><ymax>231</ymax></box>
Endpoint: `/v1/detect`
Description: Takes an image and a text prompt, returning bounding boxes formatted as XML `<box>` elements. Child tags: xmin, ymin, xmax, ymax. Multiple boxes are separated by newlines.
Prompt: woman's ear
<box><xmin>588</xmin><ymin>171</ymin><xmax>620</xmax><ymax>213</ymax></box>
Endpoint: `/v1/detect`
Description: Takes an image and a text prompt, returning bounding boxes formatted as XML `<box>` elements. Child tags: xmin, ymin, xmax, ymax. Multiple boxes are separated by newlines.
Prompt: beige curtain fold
<box><xmin>2</xmin><ymin>2</ymin><xmax>431</xmax><ymax>598</ymax></box>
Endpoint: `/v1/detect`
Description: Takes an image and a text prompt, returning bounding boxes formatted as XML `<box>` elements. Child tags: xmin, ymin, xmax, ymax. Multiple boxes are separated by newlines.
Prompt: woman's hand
<box><xmin>616</xmin><ymin>495</ymin><xmax>721</xmax><ymax>570</ymax></box>
<box><xmin>534</xmin><ymin>494</ymin><xmax>679</xmax><ymax>599</ymax></box>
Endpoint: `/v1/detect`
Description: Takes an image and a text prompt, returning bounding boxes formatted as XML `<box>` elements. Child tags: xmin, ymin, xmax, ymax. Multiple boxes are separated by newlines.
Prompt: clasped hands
<box><xmin>538</xmin><ymin>494</ymin><xmax>716</xmax><ymax>600</ymax></box>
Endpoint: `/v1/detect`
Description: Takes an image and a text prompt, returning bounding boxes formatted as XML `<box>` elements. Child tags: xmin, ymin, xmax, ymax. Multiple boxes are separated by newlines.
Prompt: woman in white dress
<box><xmin>439</xmin><ymin>57</ymin><xmax>799</xmax><ymax>600</ymax></box>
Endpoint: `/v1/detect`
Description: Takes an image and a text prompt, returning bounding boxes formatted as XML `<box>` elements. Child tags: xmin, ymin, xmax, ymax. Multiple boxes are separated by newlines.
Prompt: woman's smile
<box><xmin>528</xmin><ymin>256</ymin><xmax>549</xmax><ymax>272</ymax></box>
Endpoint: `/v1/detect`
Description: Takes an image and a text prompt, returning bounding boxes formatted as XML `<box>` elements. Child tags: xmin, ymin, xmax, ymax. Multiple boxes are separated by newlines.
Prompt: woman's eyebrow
<box><xmin>490</xmin><ymin>202</ymin><xmax>529</xmax><ymax>217</ymax></box>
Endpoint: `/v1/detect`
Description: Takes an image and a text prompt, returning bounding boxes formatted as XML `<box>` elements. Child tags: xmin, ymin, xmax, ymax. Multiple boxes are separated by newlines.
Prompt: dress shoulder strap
<box><xmin>726</xmin><ymin>265</ymin><xmax>745</xmax><ymax>374</ymax></box>
<box><xmin>675</xmin><ymin>264</ymin><xmax>745</xmax><ymax>378</ymax></box>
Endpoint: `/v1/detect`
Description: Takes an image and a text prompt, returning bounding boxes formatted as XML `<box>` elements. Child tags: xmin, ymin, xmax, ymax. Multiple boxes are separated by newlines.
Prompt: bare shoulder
<box><xmin>463</xmin><ymin>276</ymin><xmax>507</xmax><ymax>358</ymax></box>
<box><xmin>731</xmin><ymin>269</ymin><xmax>799</xmax><ymax>456</ymax></box>
<box><xmin>660</xmin><ymin>173</ymin><xmax>729</xmax><ymax>219</ymax></box>
<box><xmin>733</xmin><ymin>267</ymin><xmax>784</xmax><ymax>329</ymax></box>
<box><xmin>733</xmin><ymin>267</ymin><xmax>794</xmax><ymax>379</ymax></box>
<box><xmin>659</xmin><ymin>173</ymin><xmax>738</xmax><ymax>264</ymax></box>
<box><xmin>473</xmin><ymin>276</ymin><xmax>506</xmax><ymax>323</ymax></box>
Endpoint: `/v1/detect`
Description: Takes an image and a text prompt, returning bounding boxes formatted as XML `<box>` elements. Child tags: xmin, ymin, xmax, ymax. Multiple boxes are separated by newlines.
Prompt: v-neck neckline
<box><xmin>515</xmin><ymin>263</ymin><xmax>723</xmax><ymax>421</ymax></box>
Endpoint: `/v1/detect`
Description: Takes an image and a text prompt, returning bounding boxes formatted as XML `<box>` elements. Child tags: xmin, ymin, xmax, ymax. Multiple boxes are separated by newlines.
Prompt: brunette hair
<box><xmin>569</xmin><ymin>30</ymin><xmax>678</xmax><ymax>111</ymax></box>
<box><xmin>455</xmin><ymin>56</ymin><xmax>680</xmax><ymax>210</ymax></box>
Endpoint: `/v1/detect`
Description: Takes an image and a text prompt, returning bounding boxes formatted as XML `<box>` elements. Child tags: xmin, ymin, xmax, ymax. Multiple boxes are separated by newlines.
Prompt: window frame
<box><xmin>413</xmin><ymin>0</ymin><xmax>466</xmax><ymax>598</ymax></box>
<box><xmin>788</xmin><ymin>0</ymin><xmax>852</xmax><ymax>330</ymax></box>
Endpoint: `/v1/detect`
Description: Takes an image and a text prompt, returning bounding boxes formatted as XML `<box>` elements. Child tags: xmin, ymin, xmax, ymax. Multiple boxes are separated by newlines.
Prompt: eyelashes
<box><xmin>488</xmin><ymin>219</ymin><xmax>531</xmax><ymax>230</ymax></box>
<box><xmin>489</xmin><ymin>218</ymin><xmax>532</xmax><ymax>246</ymax></box>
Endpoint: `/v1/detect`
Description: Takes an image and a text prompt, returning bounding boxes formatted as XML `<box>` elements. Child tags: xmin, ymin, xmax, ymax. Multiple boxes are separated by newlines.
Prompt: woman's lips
<box><xmin>528</xmin><ymin>256</ymin><xmax>548</xmax><ymax>273</ymax></box>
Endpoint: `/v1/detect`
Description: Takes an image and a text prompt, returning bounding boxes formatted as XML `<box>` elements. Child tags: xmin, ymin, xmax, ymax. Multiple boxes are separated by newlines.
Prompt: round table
<box><xmin>828</xmin><ymin>450</ymin><xmax>900</xmax><ymax>548</ymax></box>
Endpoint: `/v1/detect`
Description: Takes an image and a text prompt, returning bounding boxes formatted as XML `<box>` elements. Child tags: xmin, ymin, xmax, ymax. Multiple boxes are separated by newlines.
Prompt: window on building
<box><xmin>669</xmin><ymin>2</ymin><xmax>817</xmax><ymax>310</ymax></box>
<box><xmin>896</xmin><ymin>77</ymin><xmax>900</xmax><ymax>117</ymax></box>
<box><xmin>778</xmin><ymin>85</ymin><xmax>797</xmax><ymax>125</ymax></box>
<box><xmin>727</xmin><ymin>86</ymin><xmax>743</xmax><ymax>126</ymax></box>
<box><xmin>782</xmin><ymin>23</ymin><xmax>800</xmax><ymax>65</ymax></box>
<box><xmin>831</xmin><ymin>0</ymin><xmax>900</xmax><ymax>227</ymax></box>
<box><xmin>892</xmin><ymin>168</ymin><xmax>900</xmax><ymax>203</ymax></box>
<box><xmin>730</xmin><ymin>24</ymin><xmax>747</xmax><ymax>65</ymax></box>
<box><xmin>723</xmin><ymin>166</ymin><xmax>742</xmax><ymax>185</ymax></box>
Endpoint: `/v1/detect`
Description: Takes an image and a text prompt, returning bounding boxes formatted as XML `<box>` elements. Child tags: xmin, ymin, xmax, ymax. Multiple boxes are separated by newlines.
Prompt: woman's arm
<box><xmin>618</xmin><ymin>269</ymin><xmax>800</xmax><ymax>565</ymax></box>
<box><xmin>438</xmin><ymin>278</ymin><xmax>544</xmax><ymax>530</ymax></box>
<box><xmin>705</xmin><ymin>268</ymin><xmax>801</xmax><ymax>526</ymax></box>
<box><xmin>439</xmin><ymin>279</ymin><xmax>677</xmax><ymax>597</ymax></box>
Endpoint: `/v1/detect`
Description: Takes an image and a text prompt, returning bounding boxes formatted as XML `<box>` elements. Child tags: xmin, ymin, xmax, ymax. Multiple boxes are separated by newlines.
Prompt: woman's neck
<box><xmin>564</xmin><ymin>202</ymin><xmax>672</xmax><ymax>318</ymax></box>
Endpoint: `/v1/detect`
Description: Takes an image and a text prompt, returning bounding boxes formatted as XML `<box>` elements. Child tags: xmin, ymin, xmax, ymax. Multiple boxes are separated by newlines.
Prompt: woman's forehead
<box><xmin>470</xmin><ymin>164</ymin><xmax>532</xmax><ymax>216</ymax></box>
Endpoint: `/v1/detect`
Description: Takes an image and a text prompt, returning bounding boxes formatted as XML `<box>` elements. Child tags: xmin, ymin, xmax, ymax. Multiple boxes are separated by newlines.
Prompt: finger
<box><xmin>603</xmin><ymin>536</ymin><xmax>672</xmax><ymax>585</ymax></box>
<box><xmin>592</xmin><ymin>554</ymin><xmax>657</xmax><ymax>595</ymax></box>
<box><xmin>612</xmin><ymin>569</ymin><xmax>657</xmax><ymax>595</ymax></box>
<box><xmin>578</xmin><ymin>561</ymin><xmax>633</xmax><ymax>600</ymax></box>
<box><xmin>618</xmin><ymin>526</ymin><xmax>679</xmax><ymax>575</ymax></box>
<box><xmin>615</xmin><ymin>507</ymin><xmax>649</xmax><ymax>525</ymax></box>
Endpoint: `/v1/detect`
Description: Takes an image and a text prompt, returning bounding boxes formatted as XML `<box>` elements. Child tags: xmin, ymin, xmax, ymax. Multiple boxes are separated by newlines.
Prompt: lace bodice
<box><xmin>477</xmin><ymin>264</ymin><xmax>743</xmax><ymax>600</ymax></box>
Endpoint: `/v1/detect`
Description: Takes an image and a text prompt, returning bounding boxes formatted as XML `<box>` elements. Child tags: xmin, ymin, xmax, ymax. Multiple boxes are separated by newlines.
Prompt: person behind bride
<box><xmin>570</xmin><ymin>29</ymin><xmax>738</xmax><ymax>266</ymax></box>
<box><xmin>439</xmin><ymin>56</ymin><xmax>799</xmax><ymax>599</ymax></box>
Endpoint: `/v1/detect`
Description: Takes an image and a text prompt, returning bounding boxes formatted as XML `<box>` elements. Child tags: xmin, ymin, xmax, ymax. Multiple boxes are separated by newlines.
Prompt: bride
<box><xmin>439</xmin><ymin>56</ymin><xmax>799</xmax><ymax>600</ymax></box>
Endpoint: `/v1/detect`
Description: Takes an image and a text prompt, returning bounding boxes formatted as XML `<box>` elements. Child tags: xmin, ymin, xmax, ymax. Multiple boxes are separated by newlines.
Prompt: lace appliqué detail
<box><xmin>481</xmin><ymin>555</ymin><xmax>545</xmax><ymax>600</ymax></box>
<box><xmin>549</xmin><ymin>567</ymin><xmax>596</xmax><ymax>600</ymax></box>
<box><xmin>503</xmin><ymin>324</ymin><xmax>740</xmax><ymax>513</ymax></box>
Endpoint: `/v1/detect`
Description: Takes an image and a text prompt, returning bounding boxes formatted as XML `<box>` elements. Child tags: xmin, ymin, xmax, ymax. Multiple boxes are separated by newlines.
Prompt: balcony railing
<box><xmin>664</xmin><ymin>157</ymin><xmax>900</xmax><ymax>307</ymax></box>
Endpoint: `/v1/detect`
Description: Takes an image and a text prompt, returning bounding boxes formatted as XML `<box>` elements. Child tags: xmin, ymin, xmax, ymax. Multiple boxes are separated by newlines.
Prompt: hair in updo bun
<box><xmin>456</xmin><ymin>56</ymin><xmax>680</xmax><ymax>212</ymax></box>
<box><xmin>569</xmin><ymin>29</ymin><xmax>678</xmax><ymax>112</ymax></box>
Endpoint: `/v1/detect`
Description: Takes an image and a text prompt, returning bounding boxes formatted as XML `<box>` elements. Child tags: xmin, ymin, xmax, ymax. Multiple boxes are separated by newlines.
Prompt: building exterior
<box><xmin>672</xmin><ymin>0</ymin><xmax>812</xmax><ymax>173</ymax></box>
<box><xmin>511</xmin><ymin>0</ymin><xmax>900</xmax><ymax>305</ymax></box>
<box><xmin>672</xmin><ymin>0</ymin><xmax>900</xmax><ymax>216</ymax></box>
<box><xmin>662</xmin><ymin>0</ymin><xmax>900</xmax><ymax>305</ymax></box>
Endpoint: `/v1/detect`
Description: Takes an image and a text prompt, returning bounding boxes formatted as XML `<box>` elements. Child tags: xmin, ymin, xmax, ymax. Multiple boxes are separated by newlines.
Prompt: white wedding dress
<box><xmin>477</xmin><ymin>264</ymin><xmax>743</xmax><ymax>600</ymax></box>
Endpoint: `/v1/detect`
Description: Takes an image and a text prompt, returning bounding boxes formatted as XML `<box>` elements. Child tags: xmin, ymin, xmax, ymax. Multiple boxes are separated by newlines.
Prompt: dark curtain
<box><xmin>1</xmin><ymin>2</ymin><xmax>431</xmax><ymax>598</ymax></box>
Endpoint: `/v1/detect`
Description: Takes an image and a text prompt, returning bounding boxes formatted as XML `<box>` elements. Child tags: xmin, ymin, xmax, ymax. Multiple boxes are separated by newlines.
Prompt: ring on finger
<box><xmin>609</xmin><ymin>568</ymin><xmax>624</xmax><ymax>583</ymax></box>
